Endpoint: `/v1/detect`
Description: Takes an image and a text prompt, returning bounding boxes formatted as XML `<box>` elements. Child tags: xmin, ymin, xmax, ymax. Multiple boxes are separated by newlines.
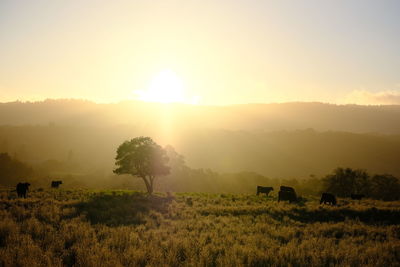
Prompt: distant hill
<box><xmin>0</xmin><ymin>125</ymin><xmax>399</xmax><ymax>179</ymax></box>
<box><xmin>1</xmin><ymin>99</ymin><xmax>400</xmax><ymax>181</ymax></box>
<box><xmin>178</xmin><ymin>129</ymin><xmax>400</xmax><ymax>177</ymax></box>
<box><xmin>1</xmin><ymin>99</ymin><xmax>400</xmax><ymax>133</ymax></box>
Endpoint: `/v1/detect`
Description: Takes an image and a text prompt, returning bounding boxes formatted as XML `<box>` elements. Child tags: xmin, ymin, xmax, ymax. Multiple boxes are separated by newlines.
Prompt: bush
<box><xmin>323</xmin><ymin>168</ymin><xmax>400</xmax><ymax>200</ymax></box>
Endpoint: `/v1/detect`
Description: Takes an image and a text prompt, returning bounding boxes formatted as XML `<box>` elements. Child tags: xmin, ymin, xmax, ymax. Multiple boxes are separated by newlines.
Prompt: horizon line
<box><xmin>1</xmin><ymin>98</ymin><xmax>398</xmax><ymax>107</ymax></box>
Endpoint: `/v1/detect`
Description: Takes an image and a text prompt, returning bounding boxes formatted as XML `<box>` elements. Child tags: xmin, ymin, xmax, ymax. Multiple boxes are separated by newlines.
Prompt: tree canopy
<box><xmin>323</xmin><ymin>167</ymin><xmax>400</xmax><ymax>200</ymax></box>
<box><xmin>113</xmin><ymin>137</ymin><xmax>169</xmax><ymax>194</ymax></box>
<box><xmin>0</xmin><ymin>153</ymin><xmax>33</xmax><ymax>186</ymax></box>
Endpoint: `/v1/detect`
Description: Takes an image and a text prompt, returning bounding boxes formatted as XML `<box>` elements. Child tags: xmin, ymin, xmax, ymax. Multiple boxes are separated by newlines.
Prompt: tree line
<box><xmin>1</xmin><ymin>136</ymin><xmax>400</xmax><ymax>201</ymax></box>
<box><xmin>323</xmin><ymin>167</ymin><xmax>400</xmax><ymax>201</ymax></box>
<box><xmin>113</xmin><ymin>137</ymin><xmax>400</xmax><ymax>200</ymax></box>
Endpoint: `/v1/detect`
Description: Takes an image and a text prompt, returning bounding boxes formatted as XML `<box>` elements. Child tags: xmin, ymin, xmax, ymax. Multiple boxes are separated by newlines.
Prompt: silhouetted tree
<box><xmin>0</xmin><ymin>153</ymin><xmax>33</xmax><ymax>186</ymax></box>
<box><xmin>370</xmin><ymin>174</ymin><xmax>400</xmax><ymax>201</ymax></box>
<box><xmin>164</xmin><ymin>145</ymin><xmax>188</xmax><ymax>173</ymax></box>
<box><xmin>113</xmin><ymin>137</ymin><xmax>170</xmax><ymax>194</ymax></box>
<box><xmin>323</xmin><ymin>167</ymin><xmax>369</xmax><ymax>197</ymax></box>
<box><xmin>1</xmin><ymin>139</ymin><xmax>8</xmax><ymax>153</ymax></box>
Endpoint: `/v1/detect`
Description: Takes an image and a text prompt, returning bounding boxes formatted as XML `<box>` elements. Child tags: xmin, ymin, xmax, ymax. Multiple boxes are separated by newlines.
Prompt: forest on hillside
<box><xmin>1</xmin><ymin>100</ymin><xmax>400</xmax><ymax>133</ymax></box>
<box><xmin>1</xmin><ymin>100</ymin><xmax>400</xmax><ymax>198</ymax></box>
<box><xmin>1</xmin><ymin>125</ymin><xmax>400</xmax><ymax>178</ymax></box>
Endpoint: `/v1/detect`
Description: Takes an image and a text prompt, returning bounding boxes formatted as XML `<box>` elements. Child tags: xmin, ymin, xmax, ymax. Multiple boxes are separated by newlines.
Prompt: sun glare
<box><xmin>135</xmin><ymin>70</ymin><xmax>192</xmax><ymax>104</ymax></box>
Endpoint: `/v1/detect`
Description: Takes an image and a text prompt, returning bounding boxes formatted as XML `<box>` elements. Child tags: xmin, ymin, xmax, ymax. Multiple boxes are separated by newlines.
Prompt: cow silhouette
<box><xmin>278</xmin><ymin>186</ymin><xmax>297</xmax><ymax>202</ymax></box>
<box><xmin>257</xmin><ymin>186</ymin><xmax>273</xmax><ymax>196</ymax></box>
<box><xmin>351</xmin><ymin>194</ymin><xmax>365</xmax><ymax>200</ymax></box>
<box><xmin>280</xmin><ymin>186</ymin><xmax>295</xmax><ymax>193</ymax></box>
<box><xmin>51</xmin><ymin>181</ymin><xmax>63</xmax><ymax>188</ymax></box>
<box><xmin>16</xmin><ymin>182</ymin><xmax>30</xmax><ymax>198</ymax></box>
<box><xmin>320</xmin><ymin>193</ymin><xmax>337</xmax><ymax>205</ymax></box>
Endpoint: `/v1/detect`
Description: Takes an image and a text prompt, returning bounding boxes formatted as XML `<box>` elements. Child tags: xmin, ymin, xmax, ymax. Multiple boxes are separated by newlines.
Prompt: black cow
<box><xmin>320</xmin><ymin>193</ymin><xmax>337</xmax><ymax>205</ymax></box>
<box><xmin>278</xmin><ymin>190</ymin><xmax>297</xmax><ymax>203</ymax></box>
<box><xmin>280</xmin><ymin>186</ymin><xmax>295</xmax><ymax>193</ymax></box>
<box><xmin>257</xmin><ymin>186</ymin><xmax>273</xmax><ymax>196</ymax></box>
<box><xmin>51</xmin><ymin>181</ymin><xmax>63</xmax><ymax>188</ymax></box>
<box><xmin>351</xmin><ymin>194</ymin><xmax>365</xmax><ymax>200</ymax></box>
<box><xmin>16</xmin><ymin>182</ymin><xmax>30</xmax><ymax>198</ymax></box>
<box><xmin>278</xmin><ymin>186</ymin><xmax>297</xmax><ymax>203</ymax></box>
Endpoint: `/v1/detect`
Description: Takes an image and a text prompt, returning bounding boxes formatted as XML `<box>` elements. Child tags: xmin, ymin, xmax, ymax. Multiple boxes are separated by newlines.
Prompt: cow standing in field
<box><xmin>280</xmin><ymin>186</ymin><xmax>296</xmax><ymax>193</ymax></box>
<box><xmin>16</xmin><ymin>182</ymin><xmax>30</xmax><ymax>198</ymax></box>
<box><xmin>320</xmin><ymin>193</ymin><xmax>337</xmax><ymax>205</ymax></box>
<box><xmin>351</xmin><ymin>194</ymin><xmax>365</xmax><ymax>200</ymax></box>
<box><xmin>278</xmin><ymin>186</ymin><xmax>297</xmax><ymax>203</ymax></box>
<box><xmin>257</xmin><ymin>186</ymin><xmax>273</xmax><ymax>196</ymax></box>
<box><xmin>51</xmin><ymin>181</ymin><xmax>63</xmax><ymax>188</ymax></box>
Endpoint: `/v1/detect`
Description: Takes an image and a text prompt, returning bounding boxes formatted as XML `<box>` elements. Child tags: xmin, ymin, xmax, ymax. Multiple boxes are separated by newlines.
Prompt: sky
<box><xmin>1</xmin><ymin>0</ymin><xmax>400</xmax><ymax>105</ymax></box>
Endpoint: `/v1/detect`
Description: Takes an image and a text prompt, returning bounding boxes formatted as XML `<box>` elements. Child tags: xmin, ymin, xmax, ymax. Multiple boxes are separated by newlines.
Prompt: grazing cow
<box><xmin>351</xmin><ymin>194</ymin><xmax>365</xmax><ymax>200</ymax></box>
<box><xmin>278</xmin><ymin>186</ymin><xmax>297</xmax><ymax>202</ymax></box>
<box><xmin>257</xmin><ymin>186</ymin><xmax>273</xmax><ymax>196</ymax></box>
<box><xmin>278</xmin><ymin>190</ymin><xmax>297</xmax><ymax>203</ymax></box>
<box><xmin>51</xmin><ymin>181</ymin><xmax>63</xmax><ymax>188</ymax></box>
<box><xmin>320</xmin><ymin>193</ymin><xmax>337</xmax><ymax>205</ymax></box>
<box><xmin>280</xmin><ymin>186</ymin><xmax>295</xmax><ymax>193</ymax></box>
<box><xmin>16</xmin><ymin>182</ymin><xmax>30</xmax><ymax>198</ymax></box>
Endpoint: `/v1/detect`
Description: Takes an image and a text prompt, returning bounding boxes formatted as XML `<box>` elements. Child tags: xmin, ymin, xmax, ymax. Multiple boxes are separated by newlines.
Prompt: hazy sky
<box><xmin>1</xmin><ymin>0</ymin><xmax>400</xmax><ymax>105</ymax></box>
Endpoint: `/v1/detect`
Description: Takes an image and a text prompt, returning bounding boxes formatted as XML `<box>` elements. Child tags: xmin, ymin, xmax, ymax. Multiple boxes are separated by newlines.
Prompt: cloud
<box><xmin>344</xmin><ymin>90</ymin><xmax>400</xmax><ymax>105</ymax></box>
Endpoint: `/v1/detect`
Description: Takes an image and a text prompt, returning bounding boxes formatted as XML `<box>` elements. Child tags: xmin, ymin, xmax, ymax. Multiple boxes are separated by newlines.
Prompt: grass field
<box><xmin>0</xmin><ymin>189</ymin><xmax>399</xmax><ymax>267</ymax></box>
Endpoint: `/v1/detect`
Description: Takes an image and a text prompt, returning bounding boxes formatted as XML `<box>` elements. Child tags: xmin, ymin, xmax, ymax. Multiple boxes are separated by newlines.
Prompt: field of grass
<box><xmin>0</xmin><ymin>189</ymin><xmax>399</xmax><ymax>266</ymax></box>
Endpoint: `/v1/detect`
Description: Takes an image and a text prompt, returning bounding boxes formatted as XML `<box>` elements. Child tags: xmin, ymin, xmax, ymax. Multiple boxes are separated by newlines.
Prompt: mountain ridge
<box><xmin>1</xmin><ymin>99</ymin><xmax>400</xmax><ymax>134</ymax></box>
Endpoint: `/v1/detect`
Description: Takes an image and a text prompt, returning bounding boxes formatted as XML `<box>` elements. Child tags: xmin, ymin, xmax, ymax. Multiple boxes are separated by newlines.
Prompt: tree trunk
<box><xmin>141</xmin><ymin>176</ymin><xmax>153</xmax><ymax>195</ymax></box>
<box><xmin>149</xmin><ymin>175</ymin><xmax>155</xmax><ymax>195</ymax></box>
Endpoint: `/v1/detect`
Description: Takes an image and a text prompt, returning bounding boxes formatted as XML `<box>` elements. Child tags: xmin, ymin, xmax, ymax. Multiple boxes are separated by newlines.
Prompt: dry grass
<box><xmin>0</xmin><ymin>189</ymin><xmax>399</xmax><ymax>267</ymax></box>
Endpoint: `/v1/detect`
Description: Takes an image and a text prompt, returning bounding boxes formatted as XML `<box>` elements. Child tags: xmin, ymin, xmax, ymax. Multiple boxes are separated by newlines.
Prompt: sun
<box><xmin>135</xmin><ymin>69</ymin><xmax>187</xmax><ymax>104</ymax></box>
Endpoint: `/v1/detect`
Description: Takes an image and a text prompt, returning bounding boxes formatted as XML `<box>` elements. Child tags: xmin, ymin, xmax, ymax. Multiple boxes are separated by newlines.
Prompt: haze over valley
<box><xmin>1</xmin><ymin>100</ymin><xmax>400</xmax><ymax>191</ymax></box>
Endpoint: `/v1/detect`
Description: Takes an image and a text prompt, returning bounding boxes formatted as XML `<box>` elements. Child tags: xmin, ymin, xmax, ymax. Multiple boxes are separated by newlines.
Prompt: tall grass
<box><xmin>0</xmin><ymin>189</ymin><xmax>399</xmax><ymax>266</ymax></box>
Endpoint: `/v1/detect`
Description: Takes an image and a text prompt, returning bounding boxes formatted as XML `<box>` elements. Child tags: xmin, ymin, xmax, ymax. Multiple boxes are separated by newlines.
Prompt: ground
<box><xmin>0</xmin><ymin>189</ymin><xmax>399</xmax><ymax>267</ymax></box>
